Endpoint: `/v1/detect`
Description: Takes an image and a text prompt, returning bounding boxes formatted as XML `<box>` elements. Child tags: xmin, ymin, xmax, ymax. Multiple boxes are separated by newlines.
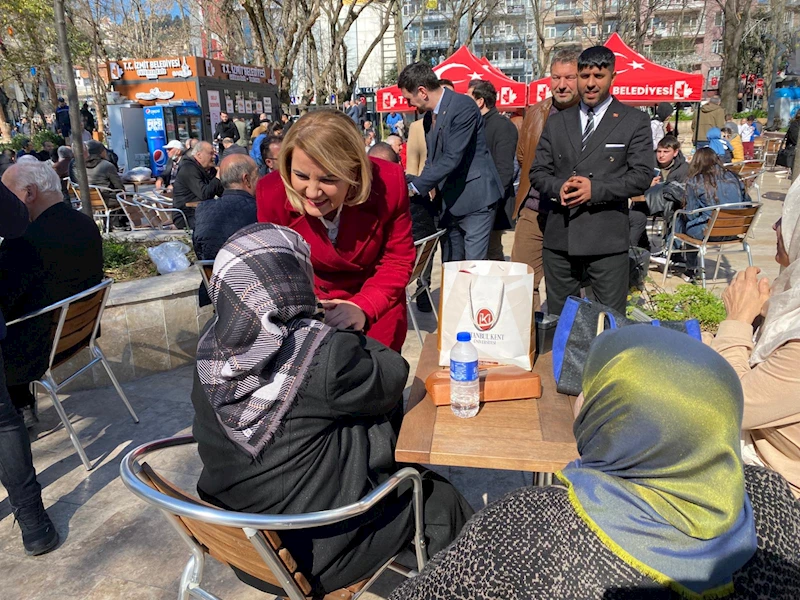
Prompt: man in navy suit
<box><xmin>530</xmin><ymin>46</ymin><xmax>654</xmax><ymax>315</ymax></box>
<box><xmin>398</xmin><ymin>62</ymin><xmax>504</xmax><ymax>261</ymax></box>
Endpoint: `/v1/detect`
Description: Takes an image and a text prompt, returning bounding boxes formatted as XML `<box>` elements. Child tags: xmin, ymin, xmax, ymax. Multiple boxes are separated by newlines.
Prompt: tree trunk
<box><xmin>720</xmin><ymin>0</ymin><xmax>752</xmax><ymax>115</ymax></box>
<box><xmin>43</xmin><ymin>67</ymin><xmax>60</xmax><ymax>111</ymax></box>
<box><xmin>0</xmin><ymin>101</ymin><xmax>12</xmax><ymax>143</ymax></box>
<box><xmin>393</xmin><ymin>0</ymin><xmax>406</xmax><ymax>71</ymax></box>
<box><xmin>54</xmin><ymin>0</ymin><xmax>92</xmax><ymax>218</ymax></box>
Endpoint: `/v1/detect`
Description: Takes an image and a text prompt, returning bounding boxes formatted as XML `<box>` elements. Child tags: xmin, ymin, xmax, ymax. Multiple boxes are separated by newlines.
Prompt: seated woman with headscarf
<box><xmin>191</xmin><ymin>223</ymin><xmax>472</xmax><ymax>597</ymax></box>
<box><xmin>709</xmin><ymin>176</ymin><xmax>800</xmax><ymax>499</ymax></box>
<box><xmin>390</xmin><ymin>326</ymin><xmax>800</xmax><ymax>600</ymax></box>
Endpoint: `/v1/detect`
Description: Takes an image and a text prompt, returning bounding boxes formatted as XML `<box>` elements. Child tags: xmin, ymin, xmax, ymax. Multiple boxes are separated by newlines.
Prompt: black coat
<box><xmin>0</xmin><ymin>182</ymin><xmax>29</xmax><ymax>340</ymax></box>
<box><xmin>0</xmin><ymin>202</ymin><xmax>103</xmax><ymax>384</ymax></box>
<box><xmin>214</xmin><ymin>120</ymin><xmax>240</xmax><ymax>143</ymax></box>
<box><xmin>530</xmin><ymin>98</ymin><xmax>654</xmax><ymax>256</ymax></box>
<box><xmin>192</xmin><ymin>189</ymin><xmax>258</xmax><ymax>261</ymax></box>
<box><xmin>787</xmin><ymin>120</ymin><xmax>799</xmax><ymax>147</ymax></box>
<box><xmin>172</xmin><ymin>157</ymin><xmax>224</xmax><ymax>211</ymax></box>
<box><xmin>482</xmin><ymin>107</ymin><xmax>519</xmax><ymax>230</ymax></box>
<box><xmin>192</xmin><ymin>331</ymin><xmax>415</xmax><ymax>595</ymax></box>
<box><xmin>660</xmin><ymin>151</ymin><xmax>689</xmax><ymax>184</ymax></box>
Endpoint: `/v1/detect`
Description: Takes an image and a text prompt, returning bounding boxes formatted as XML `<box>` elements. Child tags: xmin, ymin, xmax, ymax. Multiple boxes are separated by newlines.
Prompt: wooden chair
<box><xmin>763</xmin><ymin>138</ymin><xmax>783</xmax><ymax>169</ymax></box>
<box><xmin>116</xmin><ymin>192</ymin><xmax>157</xmax><ymax>230</ymax></box>
<box><xmin>137</xmin><ymin>195</ymin><xmax>189</xmax><ymax>230</ymax></box>
<box><xmin>120</xmin><ymin>435</ymin><xmax>427</xmax><ymax>600</ymax></box>
<box><xmin>196</xmin><ymin>259</ymin><xmax>214</xmax><ymax>299</ymax></box>
<box><xmin>65</xmin><ymin>178</ymin><xmax>81</xmax><ymax>210</ymax></box>
<box><xmin>406</xmin><ymin>230</ymin><xmax>446</xmax><ymax>346</ymax></box>
<box><xmin>661</xmin><ymin>203</ymin><xmax>762</xmax><ymax>288</ymax></box>
<box><xmin>83</xmin><ymin>184</ymin><xmax>125</xmax><ymax>232</ymax></box>
<box><xmin>5</xmin><ymin>279</ymin><xmax>139</xmax><ymax>470</ymax></box>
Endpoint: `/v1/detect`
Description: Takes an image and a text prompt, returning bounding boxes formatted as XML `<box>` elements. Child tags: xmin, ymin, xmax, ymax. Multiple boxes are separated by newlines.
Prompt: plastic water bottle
<box><xmin>450</xmin><ymin>332</ymin><xmax>480</xmax><ymax>418</ymax></box>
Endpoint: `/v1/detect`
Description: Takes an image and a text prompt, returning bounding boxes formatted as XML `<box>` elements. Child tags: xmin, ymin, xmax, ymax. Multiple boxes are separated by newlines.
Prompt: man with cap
<box><xmin>155</xmin><ymin>140</ymin><xmax>185</xmax><ymax>192</ymax></box>
<box><xmin>85</xmin><ymin>140</ymin><xmax>123</xmax><ymax>208</ymax></box>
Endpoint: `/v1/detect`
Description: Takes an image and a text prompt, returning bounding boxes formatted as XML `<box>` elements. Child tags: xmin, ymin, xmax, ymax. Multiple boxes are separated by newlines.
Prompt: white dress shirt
<box><xmin>579</xmin><ymin>95</ymin><xmax>614</xmax><ymax>133</ymax></box>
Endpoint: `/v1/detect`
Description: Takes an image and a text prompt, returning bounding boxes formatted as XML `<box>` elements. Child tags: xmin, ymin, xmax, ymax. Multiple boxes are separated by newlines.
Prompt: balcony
<box><xmin>555</xmin><ymin>8</ymin><xmax>584</xmax><ymax>21</ymax></box>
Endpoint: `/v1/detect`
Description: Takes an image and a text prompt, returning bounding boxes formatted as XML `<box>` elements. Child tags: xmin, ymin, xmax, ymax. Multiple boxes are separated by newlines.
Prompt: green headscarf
<box><xmin>558</xmin><ymin>325</ymin><xmax>757</xmax><ymax>599</ymax></box>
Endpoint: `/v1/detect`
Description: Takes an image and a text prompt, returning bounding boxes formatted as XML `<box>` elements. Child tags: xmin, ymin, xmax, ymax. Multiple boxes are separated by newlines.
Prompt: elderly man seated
<box><xmin>85</xmin><ymin>140</ymin><xmax>123</xmax><ymax>208</ymax></box>
<box><xmin>172</xmin><ymin>141</ymin><xmax>224</xmax><ymax>229</ymax></box>
<box><xmin>0</xmin><ymin>160</ymin><xmax>103</xmax><ymax>427</ymax></box>
<box><xmin>192</xmin><ymin>154</ymin><xmax>259</xmax><ymax>306</ymax></box>
<box><xmin>155</xmin><ymin>140</ymin><xmax>184</xmax><ymax>192</ymax></box>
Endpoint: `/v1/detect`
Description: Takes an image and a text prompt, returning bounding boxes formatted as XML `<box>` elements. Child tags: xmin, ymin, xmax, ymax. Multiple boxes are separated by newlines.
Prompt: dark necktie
<box><xmin>582</xmin><ymin>107</ymin><xmax>595</xmax><ymax>151</ymax></box>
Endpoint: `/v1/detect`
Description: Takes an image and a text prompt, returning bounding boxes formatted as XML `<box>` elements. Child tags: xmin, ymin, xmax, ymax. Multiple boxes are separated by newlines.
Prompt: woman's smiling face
<box><xmin>290</xmin><ymin>148</ymin><xmax>350</xmax><ymax>219</ymax></box>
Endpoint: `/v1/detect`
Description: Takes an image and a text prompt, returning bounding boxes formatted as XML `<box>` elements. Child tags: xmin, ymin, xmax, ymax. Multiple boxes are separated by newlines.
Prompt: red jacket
<box><xmin>256</xmin><ymin>157</ymin><xmax>415</xmax><ymax>352</ymax></box>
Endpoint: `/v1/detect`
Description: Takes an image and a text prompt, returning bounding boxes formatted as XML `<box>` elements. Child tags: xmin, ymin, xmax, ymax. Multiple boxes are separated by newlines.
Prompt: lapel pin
<box><xmin>613</xmin><ymin>113</ymin><xmax>619</xmax><ymax>118</ymax></box>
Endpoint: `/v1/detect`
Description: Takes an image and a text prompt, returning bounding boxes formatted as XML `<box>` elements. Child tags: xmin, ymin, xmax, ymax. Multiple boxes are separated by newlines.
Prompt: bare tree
<box><xmin>717</xmin><ymin>0</ymin><xmax>753</xmax><ymax>114</ymax></box>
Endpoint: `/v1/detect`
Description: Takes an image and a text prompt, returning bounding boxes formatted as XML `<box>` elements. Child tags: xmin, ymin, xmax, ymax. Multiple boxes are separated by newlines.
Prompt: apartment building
<box><xmin>403</xmin><ymin>0</ymin><xmax>800</xmax><ymax>91</ymax></box>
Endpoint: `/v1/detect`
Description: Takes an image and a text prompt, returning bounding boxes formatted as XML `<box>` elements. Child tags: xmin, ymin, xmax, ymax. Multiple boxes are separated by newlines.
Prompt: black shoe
<box><xmin>415</xmin><ymin>292</ymin><xmax>432</xmax><ymax>313</ymax></box>
<box><xmin>15</xmin><ymin>501</ymin><xmax>59</xmax><ymax>556</ymax></box>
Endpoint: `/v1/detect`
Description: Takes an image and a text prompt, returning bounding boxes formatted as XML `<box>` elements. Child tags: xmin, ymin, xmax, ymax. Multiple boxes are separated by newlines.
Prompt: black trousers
<box><xmin>543</xmin><ymin>248</ymin><xmax>629</xmax><ymax>315</ymax></box>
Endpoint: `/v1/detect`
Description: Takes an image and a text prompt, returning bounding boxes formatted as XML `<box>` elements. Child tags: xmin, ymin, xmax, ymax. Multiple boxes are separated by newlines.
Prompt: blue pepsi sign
<box><xmin>144</xmin><ymin>106</ymin><xmax>167</xmax><ymax>176</ymax></box>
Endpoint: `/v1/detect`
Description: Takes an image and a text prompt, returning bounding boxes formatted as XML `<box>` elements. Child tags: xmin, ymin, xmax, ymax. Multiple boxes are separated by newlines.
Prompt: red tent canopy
<box><xmin>528</xmin><ymin>33</ymin><xmax>704</xmax><ymax>105</ymax></box>
<box><xmin>376</xmin><ymin>46</ymin><xmax>527</xmax><ymax>112</ymax></box>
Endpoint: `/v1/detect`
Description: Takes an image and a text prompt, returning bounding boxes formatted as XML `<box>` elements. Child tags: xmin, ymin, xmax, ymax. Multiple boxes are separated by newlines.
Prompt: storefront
<box><xmin>107</xmin><ymin>56</ymin><xmax>280</xmax><ymax>141</ymax></box>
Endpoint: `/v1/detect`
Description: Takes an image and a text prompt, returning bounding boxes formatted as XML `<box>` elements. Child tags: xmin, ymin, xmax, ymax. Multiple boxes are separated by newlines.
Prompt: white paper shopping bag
<box><xmin>438</xmin><ymin>260</ymin><xmax>534</xmax><ymax>370</ymax></box>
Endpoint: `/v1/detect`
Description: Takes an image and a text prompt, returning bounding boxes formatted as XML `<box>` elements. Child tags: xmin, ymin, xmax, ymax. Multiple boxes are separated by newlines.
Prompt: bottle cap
<box><xmin>456</xmin><ymin>332</ymin><xmax>471</xmax><ymax>342</ymax></box>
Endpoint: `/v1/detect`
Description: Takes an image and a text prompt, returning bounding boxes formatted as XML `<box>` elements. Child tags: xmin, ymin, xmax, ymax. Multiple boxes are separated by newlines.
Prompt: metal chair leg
<box><xmin>94</xmin><ymin>345</ymin><xmax>139</xmax><ymax>423</ymax></box>
<box><xmin>407</xmin><ymin>292</ymin><xmax>424</xmax><ymax>347</ymax></box>
<box><xmin>713</xmin><ymin>247</ymin><xmax>723</xmax><ymax>281</ymax></box>
<box><xmin>699</xmin><ymin>248</ymin><xmax>707</xmax><ymax>289</ymax></box>
<box><xmin>744</xmin><ymin>241</ymin><xmax>753</xmax><ymax>266</ymax></box>
<box><xmin>662</xmin><ymin>235</ymin><xmax>675</xmax><ymax>284</ymax></box>
<box><xmin>425</xmin><ymin>285</ymin><xmax>438</xmax><ymax>325</ymax></box>
<box><xmin>38</xmin><ymin>375</ymin><xmax>92</xmax><ymax>470</ymax></box>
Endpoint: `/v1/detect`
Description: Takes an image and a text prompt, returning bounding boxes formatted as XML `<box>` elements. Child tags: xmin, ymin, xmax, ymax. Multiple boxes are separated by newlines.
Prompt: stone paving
<box><xmin>0</xmin><ymin>169</ymin><xmax>791</xmax><ymax>600</ymax></box>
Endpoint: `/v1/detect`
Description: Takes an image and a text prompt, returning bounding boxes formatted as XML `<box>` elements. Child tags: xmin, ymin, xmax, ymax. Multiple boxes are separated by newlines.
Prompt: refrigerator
<box><xmin>143</xmin><ymin>102</ymin><xmax>204</xmax><ymax>176</ymax></box>
<box><xmin>107</xmin><ymin>103</ymin><xmax>149</xmax><ymax>173</ymax></box>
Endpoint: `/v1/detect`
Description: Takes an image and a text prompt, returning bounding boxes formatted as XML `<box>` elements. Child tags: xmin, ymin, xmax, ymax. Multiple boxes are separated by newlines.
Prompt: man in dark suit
<box><xmin>398</xmin><ymin>62</ymin><xmax>504</xmax><ymax>261</ymax></box>
<box><xmin>530</xmin><ymin>46</ymin><xmax>653</xmax><ymax>315</ymax></box>
<box><xmin>0</xmin><ymin>180</ymin><xmax>60</xmax><ymax>556</ymax></box>
<box><xmin>0</xmin><ymin>161</ymin><xmax>103</xmax><ymax>424</ymax></box>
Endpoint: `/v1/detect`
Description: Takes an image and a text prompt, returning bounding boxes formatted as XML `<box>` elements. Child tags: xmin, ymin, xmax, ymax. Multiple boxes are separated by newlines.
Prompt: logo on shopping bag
<box><xmin>475</xmin><ymin>308</ymin><xmax>496</xmax><ymax>331</ymax></box>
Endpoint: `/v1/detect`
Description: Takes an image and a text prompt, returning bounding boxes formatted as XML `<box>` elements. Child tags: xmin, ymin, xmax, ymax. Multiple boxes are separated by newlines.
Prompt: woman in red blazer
<box><xmin>256</xmin><ymin>110</ymin><xmax>415</xmax><ymax>352</ymax></box>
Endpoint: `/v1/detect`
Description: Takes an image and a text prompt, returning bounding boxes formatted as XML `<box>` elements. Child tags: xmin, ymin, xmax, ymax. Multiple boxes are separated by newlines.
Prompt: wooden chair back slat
<box><xmin>53</xmin><ymin>288</ymin><xmax>105</xmax><ymax>357</ymax></box>
<box><xmin>89</xmin><ymin>188</ymin><xmax>109</xmax><ymax>211</ymax></box>
<box><xmin>120</xmin><ymin>198</ymin><xmax>153</xmax><ymax>229</ymax></box>
<box><xmin>410</xmin><ymin>236</ymin><xmax>441</xmax><ymax>282</ymax></box>
<box><xmin>704</xmin><ymin>206</ymin><xmax>760</xmax><ymax>239</ymax></box>
<box><xmin>138</xmin><ymin>463</ymin><xmax>312</xmax><ymax>596</ymax></box>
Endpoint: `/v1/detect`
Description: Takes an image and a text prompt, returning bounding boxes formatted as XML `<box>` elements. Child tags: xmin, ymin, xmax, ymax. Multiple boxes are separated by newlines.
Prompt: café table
<box><xmin>123</xmin><ymin>178</ymin><xmax>156</xmax><ymax>193</ymax></box>
<box><xmin>396</xmin><ymin>335</ymin><xmax>579</xmax><ymax>474</ymax></box>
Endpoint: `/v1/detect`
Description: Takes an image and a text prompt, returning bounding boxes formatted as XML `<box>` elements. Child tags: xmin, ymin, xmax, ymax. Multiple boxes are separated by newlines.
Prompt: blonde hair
<box><xmin>278</xmin><ymin>110</ymin><xmax>373</xmax><ymax>213</ymax></box>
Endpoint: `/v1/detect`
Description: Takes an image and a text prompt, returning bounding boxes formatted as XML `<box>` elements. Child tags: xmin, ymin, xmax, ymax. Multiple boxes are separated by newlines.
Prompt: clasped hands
<box><xmin>559</xmin><ymin>176</ymin><xmax>592</xmax><ymax>207</ymax></box>
<box><xmin>722</xmin><ymin>266</ymin><xmax>771</xmax><ymax>326</ymax></box>
<box><xmin>321</xmin><ymin>299</ymin><xmax>367</xmax><ymax>331</ymax></box>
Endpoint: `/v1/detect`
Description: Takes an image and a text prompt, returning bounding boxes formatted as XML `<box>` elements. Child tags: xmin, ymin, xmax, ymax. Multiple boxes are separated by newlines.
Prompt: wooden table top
<box><xmin>396</xmin><ymin>335</ymin><xmax>579</xmax><ymax>473</ymax></box>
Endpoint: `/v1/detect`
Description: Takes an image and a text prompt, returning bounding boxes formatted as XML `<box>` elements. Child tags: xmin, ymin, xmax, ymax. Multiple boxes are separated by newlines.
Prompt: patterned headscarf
<box><xmin>196</xmin><ymin>223</ymin><xmax>331</xmax><ymax>458</ymax></box>
<box><xmin>751</xmin><ymin>175</ymin><xmax>800</xmax><ymax>365</ymax></box>
<box><xmin>558</xmin><ymin>325</ymin><xmax>757</xmax><ymax>599</ymax></box>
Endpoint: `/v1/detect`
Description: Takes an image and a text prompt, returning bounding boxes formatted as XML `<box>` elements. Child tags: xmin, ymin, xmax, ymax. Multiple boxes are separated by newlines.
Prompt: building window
<box><xmin>506</xmin><ymin>0</ymin><xmax>524</xmax><ymax>13</ymax></box>
<box><xmin>784</xmin><ymin>11</ymin><xmax>792</xmax><ymax>25</ymax></box>
<box><xmin>402</xmin><ymin>1</ymin><xmax>421</xmax><ymax>17</ymax></box>
<box><xmin>603</xmin><ymin>21</ymin><xmax>617</xmax><ymax>34</ymax></box>
<box><xmin>511</xmin><ymin>47</ymin><xmax>525</xmax><ymax>59</ymax></box>
<box><xmin>682</xmin><ymin>14</ymin><xmax>698</xmax><ymax>29</ymax></box>
<box><xmin>714</xmin><ymin>11</ymin><xmax>723</xmax><ymax>27</ymax></box>
<box><xmin>545</xmin><ymin>25</ymin><xmax>557</xmax><ymax>39</ymax></box>
<box><xmin>711</xmin><ymin>39</ymin><xmax>723</xmax><ymax>54</ymax></box>
<box><xmin>589</xmin><ymin>23</ymin><xmax>598</xmax><ymax>37</ymax></box>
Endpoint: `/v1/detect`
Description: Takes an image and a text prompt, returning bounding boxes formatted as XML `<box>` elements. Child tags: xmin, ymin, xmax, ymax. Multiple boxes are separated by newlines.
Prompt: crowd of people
<box><xmin>0</xmin><ymin>41</ymin><xmax>798</xmax><ymax>600</ymax></box>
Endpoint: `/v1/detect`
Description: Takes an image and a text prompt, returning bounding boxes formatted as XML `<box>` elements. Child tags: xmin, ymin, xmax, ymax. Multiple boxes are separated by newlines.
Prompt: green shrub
<box><xmin>0</xmin><ymin>130</ymin><xmax>64</xmax><ymax>154</ymax></box>
<box><xmin>733</xmin><ymin>109</ymin><xmax>768</xmax><ymax>119</ymax></box>
<box><xmin>644</xmin><ymin>284</ymin><xmax>727</xmax><ymax>332</ymax></box>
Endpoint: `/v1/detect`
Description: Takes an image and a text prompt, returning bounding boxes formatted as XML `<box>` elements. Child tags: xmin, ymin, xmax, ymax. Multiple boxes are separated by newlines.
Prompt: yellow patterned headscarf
<box><xmin>558</xmin><ymin>325</ymin><xmax>757</xmax><ymax>599</ymax></box>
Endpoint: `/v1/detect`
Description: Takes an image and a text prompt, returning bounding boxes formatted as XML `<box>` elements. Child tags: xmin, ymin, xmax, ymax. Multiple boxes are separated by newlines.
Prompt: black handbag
<box><xmin>552</xmin><ymin>297</ymin><xmax>702</xmax><ymax>396</ymax></box>
<box><xmin>776</xmin><ymin>136</ymin><xmax>796</xmax><ymax>168</ymax></box>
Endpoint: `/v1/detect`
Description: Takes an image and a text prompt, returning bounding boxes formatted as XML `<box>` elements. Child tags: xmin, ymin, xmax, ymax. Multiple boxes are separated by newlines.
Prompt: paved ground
<box><xmin>0</xmin><ymin>168</ymin><xmax>791</xmax><ymax>600</ymax></box>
